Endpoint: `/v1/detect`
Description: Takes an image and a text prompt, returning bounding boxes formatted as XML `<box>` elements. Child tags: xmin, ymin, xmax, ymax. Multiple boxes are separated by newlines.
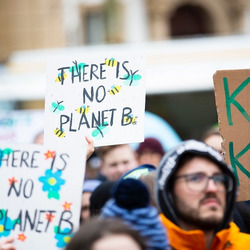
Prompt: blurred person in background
<box><xmin>65</xmin><ymin>218</ymin><xmax>147</xmax><ymax>250</ymax></box>
<box><xmin>96</xmin><ymin>144</ymin><xmax>138</xmax><ymax>181</ymax></box>
<box><xmin>90</xmin><ymin>180</ymin><xmax>116</xmax><ymax>218</ymax></box>
<box><xmin>89</xmin><ymin>164</ymin><xmax>156</xmax><ymax>218</ymax></box>
<box><xmin>202</xmin><ymin>126</ymin><xmax>223</xmax><ymax>154</ymax></box>
<box><xmin>136</xmin><ymin>137</ymin><xmax>165</xmax><ymax>168</ymax></box>
<box><xmin>81</xmin><ymin>179</ymin><xmax>101</xmax><ymax>223</ymax></box>
<box><xmin>119</xmin><ymin>163</ymin><xmax>158</xmax><ymax>210</ymax></box>
<box><xmin>101</xmin><ymin>178</ymin><xmax>170</xmax><ymax>250</ymax></box>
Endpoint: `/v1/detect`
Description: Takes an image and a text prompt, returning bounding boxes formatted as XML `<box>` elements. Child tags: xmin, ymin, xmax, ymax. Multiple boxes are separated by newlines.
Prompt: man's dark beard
<box><xmin>173</xmin><ymin>194</ymin><xmax>224</xmax><ymax>231</ymax></box>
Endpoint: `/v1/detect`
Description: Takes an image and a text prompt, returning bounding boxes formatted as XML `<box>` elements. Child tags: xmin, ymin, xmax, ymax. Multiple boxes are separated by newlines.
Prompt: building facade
<box><xmin>1</xmin><ymin>0</ymin><xmax>250</xmax><ymax>61</ymax></box>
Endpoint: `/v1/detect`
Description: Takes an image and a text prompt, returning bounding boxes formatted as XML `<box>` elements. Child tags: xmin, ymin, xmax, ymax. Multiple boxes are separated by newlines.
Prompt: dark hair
<box><xmin>90</xmin><ymin>181</ymin><xmax>116</xmax><ymax>217</ymax></box>
<box><xmin>65</xmin><ymin>218</ymin><xmax>147</xmax><ymax>250</ymax></box>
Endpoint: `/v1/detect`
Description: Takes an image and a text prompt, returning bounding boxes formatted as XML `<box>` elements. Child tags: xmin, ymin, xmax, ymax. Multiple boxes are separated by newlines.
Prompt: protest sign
<box><xmin>213</xmin><ymin>69</ymin><xmax>250</xmax><ymax>201</ymax></box>
<box><xmin>0</xmin><ymin>143</ymin><xmax>86</xmax><ymax>249</ymax></box>
<box><xmin>0</xmin><ymin>110</ymin><xmax>44</xmax><ymax>144</ymax></box>
<box><xmin>44</xmin><ymin>56</ymin><xmax>146</xmax><ymax>148</ymax></box>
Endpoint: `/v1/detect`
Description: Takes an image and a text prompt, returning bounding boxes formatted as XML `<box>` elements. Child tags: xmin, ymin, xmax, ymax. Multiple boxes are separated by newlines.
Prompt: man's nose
<box><xmin>206</xmin><ymin>178</ymin><xmax>218</xmax><ymax>192</ymax></box>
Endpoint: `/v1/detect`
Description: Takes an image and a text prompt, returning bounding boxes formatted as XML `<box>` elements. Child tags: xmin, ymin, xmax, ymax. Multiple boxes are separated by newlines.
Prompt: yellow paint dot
<box><xmin>63</xmin><ymin>236</ymin><xmax>71</xmax><ymax>243</ymax></box>
<box><xmin>48</xmin><ymin>177</ymin><xmax>56</xmax><ymax>186</ymax></box>
<box><xmin>0</xmin><ymin>225</ymin><xmax>4</xmax><ymax>233</ymax></box>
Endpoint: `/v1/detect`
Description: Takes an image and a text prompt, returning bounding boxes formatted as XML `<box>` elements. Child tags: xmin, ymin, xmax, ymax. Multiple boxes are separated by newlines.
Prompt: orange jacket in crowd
<box><xmin>160</xmin><ymin>214</ymin><xmax>250</xmax><ymax>250</ymax></box>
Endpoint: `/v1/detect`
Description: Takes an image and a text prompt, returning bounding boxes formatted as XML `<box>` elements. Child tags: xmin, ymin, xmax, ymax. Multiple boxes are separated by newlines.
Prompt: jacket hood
<box><xmin>155</xmin><ymin>139</ymin><xmax>237</xmax><ymax>232</ymax></box>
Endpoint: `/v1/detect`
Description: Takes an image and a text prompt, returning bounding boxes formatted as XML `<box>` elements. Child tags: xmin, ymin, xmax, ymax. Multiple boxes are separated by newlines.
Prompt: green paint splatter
<box><xmin>0</xmin><ymin>148</ymin><xmax>13</xmax><ymax>167</ymax></box>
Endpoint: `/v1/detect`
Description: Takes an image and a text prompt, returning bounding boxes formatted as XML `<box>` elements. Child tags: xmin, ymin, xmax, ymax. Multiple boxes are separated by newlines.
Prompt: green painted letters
<box><xmin>223</xmin><ymin>77</ymin><xmax>250</xmax><ymax>126</ymax></box>
<box><xmin>229</xmin><ymin>141</ymin><xmax>250</xmax><ymax>185</ymax></box>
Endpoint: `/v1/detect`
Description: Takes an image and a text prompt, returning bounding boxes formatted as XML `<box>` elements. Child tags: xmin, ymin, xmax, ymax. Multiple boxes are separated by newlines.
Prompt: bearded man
<box><xmin>155</xmin><ymin>140</ymin><xmax>250</xmax><ymax>249</ymax></box>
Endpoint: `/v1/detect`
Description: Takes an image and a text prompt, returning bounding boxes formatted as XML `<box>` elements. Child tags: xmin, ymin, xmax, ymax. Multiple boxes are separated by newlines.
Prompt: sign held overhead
<box><xmin>45</xmin><ymin>56</ymin><xmax>146</xmax><ymax>148</ymax></box>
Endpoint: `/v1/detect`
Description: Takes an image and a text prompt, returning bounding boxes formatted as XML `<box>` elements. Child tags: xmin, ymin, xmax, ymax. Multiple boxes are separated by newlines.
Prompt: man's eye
<box><xmin>213</xmin><ymin>175</ymin><xmax>225</xmax><ymax>183</ymax></box>
<box><xmin>189</xmin><ymin>174</ymin><xmax>204</xmax><ymax>182</ymax></box>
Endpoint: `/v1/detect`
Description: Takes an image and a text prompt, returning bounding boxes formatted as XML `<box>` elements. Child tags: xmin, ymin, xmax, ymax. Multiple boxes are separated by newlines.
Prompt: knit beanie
<box><xmin>101</xmin><ymin>178</ymin><xmax>169</xmax><ymax>250</ymax></box>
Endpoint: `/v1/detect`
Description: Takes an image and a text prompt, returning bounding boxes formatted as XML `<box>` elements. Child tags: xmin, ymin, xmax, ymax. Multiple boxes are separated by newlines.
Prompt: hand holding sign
<box><xmin>0</xmin><ymin>236</ymin><xmax>16</xmax><ymax>250</ymax></box>
<box><xmin>85</xmin><ymin>135</ymin><xmax>94</xmax><ymax>160</ymax></box>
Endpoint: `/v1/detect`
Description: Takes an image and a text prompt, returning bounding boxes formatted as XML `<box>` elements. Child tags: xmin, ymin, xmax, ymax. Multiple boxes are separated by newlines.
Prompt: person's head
<box><xmin>202</xmin><ymin>126</ymin><xmax>223</xmax><ymax>154</ymax></box>
<box><xmin>90</xmin><ymin>181</ymin><xmax>116</xmax><ymax>217</ymax></box>
<box><xmin>156</xmin><ymin>140</ymin><xmax>237</xmax><ymax>233</ymax></box>
<box><xmin>81</xmin><ymin>180</ymin><xmax>101</xmax><ymax>223</ymax></box>
<box><xmin>65</xmin><ymin>218</ymin><xmax>147</xmax><ymax>250</ymax></box>
<box><xmin>97</xmin><ymin>144</ymin><xmax>138</xmax><ymax>181</ymax></box>
<box><xmin>119</xmin><ymin>164</ymin><xmax>158</xmax><ymax>209</ymax></box>
<box><xmin>136</xmin><ymin>137</ymin><xmax>165</xmax><ymax>167</ymax></box>
<box><xmin>101</xmin><ymin>178</ymin><xmax>169</xmax><ymax>249</ymax></box>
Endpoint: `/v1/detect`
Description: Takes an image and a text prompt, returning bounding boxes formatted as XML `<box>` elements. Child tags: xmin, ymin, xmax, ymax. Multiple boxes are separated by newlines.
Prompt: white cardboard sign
<box><xmin>0</xmin><ymin>143</ymin><xmax>86</xmax><ymax>249</ymax></box>
<box><xmin>44</xmin><ymin>56</ymin><xmax>146</xmax><ymax>147</ymax></box>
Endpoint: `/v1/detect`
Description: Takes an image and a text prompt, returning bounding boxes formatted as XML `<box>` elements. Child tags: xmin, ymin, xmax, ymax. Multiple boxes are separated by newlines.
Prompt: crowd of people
<box><xmin>1</xmin><ymin>127</ymin><xmax>250</xmax><ymax>250</ymax></box>
<box><xmin>74</xmin><ymin>128</ymin><xmax>250</xmax><ymax>249</ymax></box>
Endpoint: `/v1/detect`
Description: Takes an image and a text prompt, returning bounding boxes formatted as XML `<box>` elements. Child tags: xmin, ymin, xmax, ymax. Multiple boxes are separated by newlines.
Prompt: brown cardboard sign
<box><xmin>213</xmin><ymin>69</ymin><xmax>250</xmax><ymax>201</ymax></box>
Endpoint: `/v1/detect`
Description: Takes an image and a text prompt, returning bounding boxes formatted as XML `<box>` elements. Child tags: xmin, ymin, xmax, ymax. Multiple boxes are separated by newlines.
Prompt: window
<box><xmin>170</xmin><ymin>5</ymin><xmax>213</xmax><ymax>37</ymax></box>
<box><xmin>85</xmin><ymin>10</ymin><xmax>106</xmax><ymax>44</ymax></box>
